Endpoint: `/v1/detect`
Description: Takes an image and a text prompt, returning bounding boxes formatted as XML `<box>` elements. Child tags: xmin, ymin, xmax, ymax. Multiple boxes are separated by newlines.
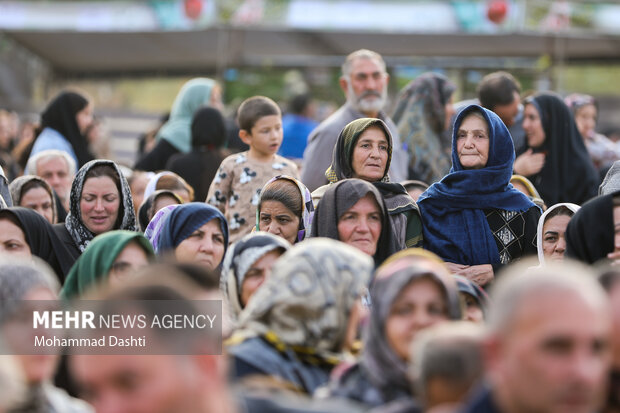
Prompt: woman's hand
<box><xmin>513</xmin><ymin>149</ymin><xmax>546</xmax><ymax>177</ymax></box>
<box><xmin>445</xmin><ymin>262</ymin><xmax>469</xmax><ymax>274</ymax></box>
<box><xmin>447</xmin><ymin>263</ymin><xmax>494</xmax><ymax>287</ymax></box>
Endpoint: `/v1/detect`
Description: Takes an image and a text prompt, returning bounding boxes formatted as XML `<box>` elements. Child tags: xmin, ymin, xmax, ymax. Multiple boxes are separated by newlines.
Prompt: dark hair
<box><xmin>20</xmin><ymin>180</ymin><xmax>52</xmax><ymax>203</ymax></box>
<box><xmin>191</xmin><ymin>106</ymin><xmax>226</xmax><ymax>149</ymax></box>
<box><xmin>259</xmin><ymin>179</ymin><xmax>302</xmax><ymax>220</ymax></box>
<box><xmin>544</xmin><ymin>205</ymin><xmax>575</xmax><ymax>223</ymax></box>
<box><xmin>477</xmin><ymin>71</ymin><xmax>521</xmax><ymax>109</ymax></box>
<box><xmin>84</xmin><ymin>164</ymin><xmax>123</xmax><ymax>228</ymax></box>
<box><xmin>146</xmin><ymin>191</ymin><xmax>182</xmax><ymax>222</ymax></box>
<box><xmin>156</xmin><ymin>173</ymin><xmax>194</xmax><ymax>202</ymax></box>
<box><xmin>237</xmin><ymin>96</ymin><xmax>281</xmax><ymax>132</ymax></box>
<box><xmin>288</xmin><ymin>94</ymin><xmax>311</xmax><ymax>115</ymax></box>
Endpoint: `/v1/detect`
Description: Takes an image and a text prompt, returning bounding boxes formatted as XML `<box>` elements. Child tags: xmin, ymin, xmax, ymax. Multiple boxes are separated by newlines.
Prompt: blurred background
<box><xmin>2</xmin><ymin>0</ymin><xmax>620</xmax><ymax>165</ymax></box>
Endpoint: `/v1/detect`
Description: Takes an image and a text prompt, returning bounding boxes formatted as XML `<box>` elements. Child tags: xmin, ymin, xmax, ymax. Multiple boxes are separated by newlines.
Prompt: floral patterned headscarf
<box><xmin>65</xmin><ymin>159</ymin><xmax>137</xmax><ymax>252</ymax></box>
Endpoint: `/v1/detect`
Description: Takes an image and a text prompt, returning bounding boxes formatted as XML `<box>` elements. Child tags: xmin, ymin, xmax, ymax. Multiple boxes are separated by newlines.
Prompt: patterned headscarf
<box><xmin>361</xmin><ymin>257</ymin><xmax>461</xmax><ymax>400</ymax></box>
<box><xmin>220</xmin><ymin>232</ymin><xmax>291</xmax><ymax>323</ymax></box>
<box><xmin>564</xmin><ymin>93</ymin><xmax>597</xmax><ymax>115</ymax></box>
<box><xmin>9</xmin><ymin>175</ymin><xmax>57</xmax><ymax>224</ymax></box>
<box><xmin>325</xmin><ymin>118</ymin><xmax>392</xmax><ymax>184</ymax></box>
<box><xmin>234</xmin><ymin>238</ymin><xmax>374</xmax><ymax>364</ymax></box>
<box><xmin>60</xmin><ymin>230</ymin><xmax>154</xmax><ymax>301</ymax></box>
<box><xmin>144</xmin><ymin>204</ymin><xmax>179</xmax><ymax>253</ymax></box>
<box><xmin>391</xmin><ymin>72</ymin><xmax>456</xmax><ymax>184</ymax></box>
<box><xmin>65</xmin><ymin>159</ymin><xmax>137</xmax><ymax>252</ymax></box>
<box><xmin>256</xmin><ymin>175</ymin><xmax>315</xmax><ymax>242</ymax></box>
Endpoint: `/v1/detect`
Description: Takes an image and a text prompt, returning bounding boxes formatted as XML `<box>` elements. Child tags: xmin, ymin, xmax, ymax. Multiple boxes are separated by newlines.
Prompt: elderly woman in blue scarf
<box><xmin>157</xmin><ymin>202</ymin><xmax>229</xmax><ymax>271</ymax></box>
<box><xmin>418</xmin><ymin>105</ymin><xmax>540</xmax><ymax>286</ymax></box>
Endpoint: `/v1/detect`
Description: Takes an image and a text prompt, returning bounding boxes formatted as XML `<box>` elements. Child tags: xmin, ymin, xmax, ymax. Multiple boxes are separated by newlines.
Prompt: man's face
<box><xmin>341</xmin><ymin>57</ymin><xmax>389</xmax><ymax>116</ymax></box>
<box><xmin>491</xmin><ymin>290</ymin><xmax>611</xmax><ymax>413</ymax></box>
<box><xmin>36</xmin><ymin>157</ymin><xmax>72</xmax><ymax>202</ymax></box>
<box><xmin>71</xmin><ymin>354</ymin><xmax>205</xmax><ymax>413</ymax></box>
<box><xmin>492</xmin><ymin>90</ymin><xmax>521</xmax><ymax>127</ymax></box>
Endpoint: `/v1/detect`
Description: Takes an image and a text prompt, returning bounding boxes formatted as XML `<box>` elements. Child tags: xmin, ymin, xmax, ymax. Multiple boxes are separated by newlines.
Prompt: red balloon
<box><xmin>184</xmin><ymin>0</ymin><xmax>203</xmax><ymax>20</ymax></box>
<box><xmin>487</xmin><ymin>0</ymin><xmax>508</xmax><ymax>24</ymax></box>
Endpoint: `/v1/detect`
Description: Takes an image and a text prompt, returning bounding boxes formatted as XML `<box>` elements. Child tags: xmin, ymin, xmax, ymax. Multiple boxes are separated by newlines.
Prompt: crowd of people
<box><xmin>0</xmin><ymin>48</ymin><xmax>620</xmax><ymax>413</ymax></box>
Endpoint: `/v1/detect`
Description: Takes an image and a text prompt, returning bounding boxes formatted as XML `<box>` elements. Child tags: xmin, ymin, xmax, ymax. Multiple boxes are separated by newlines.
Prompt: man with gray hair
<box><xmin>26</xmin><ymin>149</ymin><xmax>76</xmax><ymax>213</ymax></box>
<box><xmin>301</xmin><ymin>49</ymin><xmax>407</xmax><ymax>191</ymax></box>
<box><xmin>461</xmin><ymin>260</ymin><xmax>612</xmax><ymax>413</ymax></box>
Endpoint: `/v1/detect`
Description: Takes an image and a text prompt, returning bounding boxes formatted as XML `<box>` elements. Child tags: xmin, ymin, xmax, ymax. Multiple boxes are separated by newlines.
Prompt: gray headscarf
<box><xmin>360</xmin><ymin>259</ymin><xmax>461</xmax><ymax>400</ymax></box>
<box><xmin>9</xmin><ymin>175</ymin><xmax>57</xmax><ymax>224</ymax></box>
<box><xmin>0</xmin><ymin>258</ymin><xmax>59</xmax><ymax>325</ymax></box>
<box><xmin>600</xmin><ymin>160</ymin><xmax>620</xmax><ymax>195</ymax></box>
<box><xmin>220</xmin><ymin>231</ymin><xmax>291</xmax><ymax>323</ymax></box>
<box><xmin>310</xmin><ymin>178</ymin><xmax>392</xmax><ymax>265</ymax></box>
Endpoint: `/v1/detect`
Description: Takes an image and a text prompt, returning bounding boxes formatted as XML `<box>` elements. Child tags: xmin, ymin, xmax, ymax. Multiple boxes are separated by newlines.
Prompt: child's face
<box><xmin>248</xmin><ymin>115</ymin><xmax>283</xmax><ymax>157</ymax></box>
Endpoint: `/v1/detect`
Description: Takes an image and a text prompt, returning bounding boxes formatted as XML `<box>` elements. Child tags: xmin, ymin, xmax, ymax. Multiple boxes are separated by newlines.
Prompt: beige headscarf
<box><xmin>232</xmin><ymin>238</ymin><xmax>373</xmax><ymax>363</ymax></box>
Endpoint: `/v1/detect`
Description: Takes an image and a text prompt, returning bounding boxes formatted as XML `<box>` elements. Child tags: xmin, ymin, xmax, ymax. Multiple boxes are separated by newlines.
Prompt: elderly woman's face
<box><xmin>259</xmin><ymin>200</ymin><xmax>300</xmax><ymax>244</ymax></box>
<box><xmin>456</xmin><ymin>114</ymin><xmax>490</xmax><ymax>170</ymax></box>
<box><xmin>337</xmin><ymin>194</ymin><xmax>382</xmax><ymax>256</ymax></box>
<box><xmin>386</xmin><ymin>277</ymin><xmax>449</xmax><ymax>361</ymax></box>
<box><xmin>174</xmin><ymin>219</ymin><xmax>225</xmax><ymax>270</ymax></box>
<box><xmin>80</xmin><ymin>176</ymin><xmax>120</xmax><ymax>235</ymax></box>
<box><xmin>351</xmin><ymin>126</ymin><xmax>389</xmax><ymax>182</ymax></box>
<box><xmin>523</xmin><ymin>104</ymin><xmax>546</xmax><ymax>148</ymax></box>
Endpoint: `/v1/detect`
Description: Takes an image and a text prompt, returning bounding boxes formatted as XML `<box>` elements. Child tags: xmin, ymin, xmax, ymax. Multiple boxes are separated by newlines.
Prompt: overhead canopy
<box><xmin>4</xmin><ymin>27</ymin><xmax>620</xmax><ymax>77</ymax></box>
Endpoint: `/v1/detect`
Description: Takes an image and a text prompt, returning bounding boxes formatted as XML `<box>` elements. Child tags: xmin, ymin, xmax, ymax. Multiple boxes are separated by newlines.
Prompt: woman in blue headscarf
<box><xmin>157</xmin><ymin>202</ymin><xmax>229</xmax><ymax>271</ymax></box>
<box><xmin>418</xmin><ymin>105</ymin><xmax>540</xmax><ymax>287</ymax></box>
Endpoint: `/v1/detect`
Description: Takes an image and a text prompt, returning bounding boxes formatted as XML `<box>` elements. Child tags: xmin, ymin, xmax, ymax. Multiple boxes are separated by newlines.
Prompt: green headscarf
<box><xmin>325</xmin><ymin>118</ymin><xmax>392</xmax><ymax>183</ymax></box>
<box><xmin>60</xmin><ymin>230</ymin><xmax>154</xmax><ymax>300</ymax></box>
<box><xmin>156</xmin><ymin>78</ymin><xmax>216</xmax><ymax>153</ymax></box>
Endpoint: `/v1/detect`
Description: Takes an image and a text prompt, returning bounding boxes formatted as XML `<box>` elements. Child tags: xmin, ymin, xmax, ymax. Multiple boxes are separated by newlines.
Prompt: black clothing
<box><xmin>565</xmin><ymin>191</ymin><xmax>617</xmax><ymax>264</ymax></box>
<box><xmin>2</xmin><ymin>208</ymin><xmax>74</xmax><ymax>282</ymax></box>
<box><xmin>134</xmin><ymin>139</ymin><xmax>179</xmax><ymax>172</ymax></box>
<box><xmin>166</xmin><ymin>150</ymin><xmax>225</xmax><ymax>202</ymax></box>
<box><xmin>52</xmin><ymin>223</ymin><xmax>81</xmax><ymax>269</ymax></box>
<box><xmin>523</xmin><ymin>93</ymin><xmax>598</xmax><ymax>206</ymax></box>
